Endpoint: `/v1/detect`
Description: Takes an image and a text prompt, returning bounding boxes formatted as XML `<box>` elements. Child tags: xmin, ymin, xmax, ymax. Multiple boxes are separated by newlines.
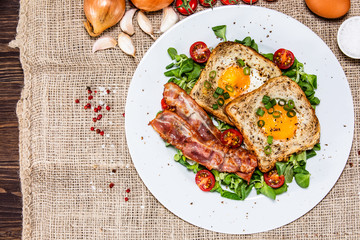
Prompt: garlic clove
<box><xmin>160</xmin><ymin>7</ymin><xmax>179</xmax><ymax>33</ymax></box>
<box><xmin>92</xmin><ymin>36</ymin><xmax>117</xmax><ymax>53</ymax></box>
<box><xmin>137</xmin><ymin>11</ymin><xmax>156</xmax><ymax>40</ymax></box>
<box><xmin>120</xmin><ymin>8</ymin><xmax>137</xmax><ymax>36</ymax></box>
<box><xmin>118</xmin><ymin>32</ymin><xmax>136</xmax><ymax>57</ymax></box>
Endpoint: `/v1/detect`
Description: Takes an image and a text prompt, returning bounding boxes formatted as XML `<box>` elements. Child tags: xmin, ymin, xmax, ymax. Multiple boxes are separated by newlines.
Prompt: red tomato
<box><xmin>175</xmin><ymin>0</ymin><xmax>198</xmax><ymax>16</ymax></box>
<box><xmin>220</xmin><ymin>129</ymin><xmax>243</xmax><ymax>148</ymax></box>
<box><xmin>273</xmin><ymin>48</ymin><xmax>295</xmax><ymax>70</ymax></box>
<box><xmin>195</xmin><ymin>170</ymin><xmax>215</xmax><ymax>191</ymax></box>
<box><xmin>200</xmin><ymin>0</ymin><xmax>217</xmax><ymax>7</ymax></box>
<box><xmin>264</xmin><ymin>170</ymin><xmax>285</xmax><ymax>188</ymax></box>
<box><xmin>221</xmin><ymin>0</ymin><xmax>240</xmax><ymax>5</ymax></box>
<box><xmin>161</xmin><ymin>98</ymin><xmax>168</xmax><ymax>110</ymax></box>
<box><xmin>242</xmin><ymin>0</ymin><xmax>258</xmax><ymax>4</ymax></box>
<box><xmin>189</xmin><ymin>41</ymin><xmax>211</xmax><ymax>63</ymax></box>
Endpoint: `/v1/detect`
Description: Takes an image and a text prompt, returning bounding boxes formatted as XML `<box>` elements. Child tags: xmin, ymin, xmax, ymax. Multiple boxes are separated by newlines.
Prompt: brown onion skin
<box><xmin>84</xmin><ymin>0</ymin><xmax>125</xmax><ymax>37</ymax></box>
<box><xmin>130</xmin><ymin>0</ymin><xmax>174</xmax><ymax>12</ymax></box>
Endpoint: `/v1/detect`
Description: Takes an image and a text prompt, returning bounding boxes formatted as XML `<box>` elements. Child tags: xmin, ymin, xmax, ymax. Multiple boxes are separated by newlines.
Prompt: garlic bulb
<box><xmin>120</xmin><ymin>8</ymin><xmax>137</xmax><ymax>36</ymax></box>
<box><xmin>92</xmin><ymin>36</ymin><xmax>117</xmax><ymax>53</ymax></box>
<box><xmin>160</xmin><ymin>7</ymin><xmax>179</xmax><ymax>33</ymax></box>
<box><xmin>137</xmin><ymin>11</ymin><xmax>156</xmax><ymax>40</ymax></box>
<box><xmin>118</xmin><ymin>32</ymin><xmax>136</xmax><ymax>57</ymax></box>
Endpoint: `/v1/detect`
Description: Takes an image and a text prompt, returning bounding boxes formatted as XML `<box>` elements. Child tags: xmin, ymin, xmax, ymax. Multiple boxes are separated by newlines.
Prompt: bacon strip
<box><xmin>150</xmin><ymin>111</ymin><xmax>257</xmax><ymax>181</ymax></box>
<box><xmin>163</xmin><ymin>82</ymin><xmax>222</xmax><ymax>143</ymax></box>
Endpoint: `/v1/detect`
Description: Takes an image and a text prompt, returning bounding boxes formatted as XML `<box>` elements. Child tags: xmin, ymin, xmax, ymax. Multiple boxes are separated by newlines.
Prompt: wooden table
<box><xmin>0</xmin><ymin>0</ymin><xmax>23</xmax><ymax>239</ymax></box>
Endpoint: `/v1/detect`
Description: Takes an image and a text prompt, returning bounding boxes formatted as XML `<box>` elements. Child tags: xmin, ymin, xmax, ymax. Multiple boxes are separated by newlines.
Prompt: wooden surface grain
<box><xmin>0</xmin><ymin>0</ymin><xmax>23</xmax><ymax>239</ymax></box>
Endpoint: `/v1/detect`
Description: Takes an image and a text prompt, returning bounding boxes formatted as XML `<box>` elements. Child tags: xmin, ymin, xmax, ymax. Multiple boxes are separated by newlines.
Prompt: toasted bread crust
<box><xmin>190</xmin><ymin>41</ymin><xmax>282</xmax><ymax>125</ymax></box>
<box><xmin>225</xmin><ymin>76</ymin><xmax>320</xmax><ymax>172</ymax></box>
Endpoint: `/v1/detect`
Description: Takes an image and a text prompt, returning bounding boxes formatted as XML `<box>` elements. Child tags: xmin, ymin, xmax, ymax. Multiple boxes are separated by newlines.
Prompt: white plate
<box><xmin>125</xmin><ymin>6</ymin><xmax>354</xmax><ymax>234</ymax></box>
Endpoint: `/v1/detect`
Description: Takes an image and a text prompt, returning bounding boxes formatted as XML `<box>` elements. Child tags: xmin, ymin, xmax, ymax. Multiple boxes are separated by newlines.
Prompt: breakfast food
<box><xmin>158</xmin><ymin>26</ymin><xmax>321</xmax><ymax>200</ymax></box>
<box><xmin>190</xmin><ymin>41</ymin><xmax>282</xmax><ymax>125</ymax></box>
<box><xmin>150</xmin><ymin>83</ymin><xmax>258</xmax><ymax>182</ymax></box>
<box><xmin>225</xmin><ymin>76</ymin><xmax>320</xmax><ymax>172</ymax></box>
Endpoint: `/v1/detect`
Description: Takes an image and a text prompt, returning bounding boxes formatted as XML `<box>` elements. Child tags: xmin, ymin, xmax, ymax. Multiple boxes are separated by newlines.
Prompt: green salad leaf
<box><xmin>212</xmin><ymin>25</ymin><xmax>227</xmax><ymax>42</ymax></box>
<box><xmin>235</xmin><ymin>36</ymin><xmax>259</xmax><ymax>52</ymax></box>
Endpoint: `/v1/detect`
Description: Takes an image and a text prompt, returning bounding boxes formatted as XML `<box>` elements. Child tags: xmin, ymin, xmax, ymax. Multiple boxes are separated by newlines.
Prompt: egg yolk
<box><xmin>258</xmin><ymin>104</ymin><xmax>298</xmax><ymax>140</ymax></box>
<box><xmin>218</xmin><ymin>65</ymin><xmax>250</xmax><ymax>100</ymax></box>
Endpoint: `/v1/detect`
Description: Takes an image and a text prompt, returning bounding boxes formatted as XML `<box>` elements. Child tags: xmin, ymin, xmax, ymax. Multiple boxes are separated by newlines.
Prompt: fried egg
<box><xmin>225</xmin><ymin>76</ymin><xmax>320</xmax><ymax>172</ymax></box>
<box><xmin>190</xmin><ymin>41</ymin><xmax>282</xmax><ymax>125</ymax></box>
<box><xmin>258</xmin><ymin>104</ymin><xmax>298</xmax><ymax>140</ymax></box>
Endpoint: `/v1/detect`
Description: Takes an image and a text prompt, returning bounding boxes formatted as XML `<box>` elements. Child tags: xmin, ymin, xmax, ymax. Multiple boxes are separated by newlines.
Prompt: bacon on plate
<box><xmin>163</xmin><ymin>82</ymin><xmax>222</xmax><ymax>143</ymax></box>
<box><xmin>149</xmin><ymin>110</ymin><xmax>257</xmax><ymax>182</ymax></box>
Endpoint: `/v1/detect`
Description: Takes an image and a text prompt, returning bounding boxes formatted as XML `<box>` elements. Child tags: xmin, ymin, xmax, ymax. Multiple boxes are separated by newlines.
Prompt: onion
<box><xmin>130</xmin><ymin>0</ymin><xmax>174</xmax><ymax>12</ymax></box>
<box><xmin>84</xmin><ymin>0</ymin><xmax>126</xmax><ymax>37</ymax></box>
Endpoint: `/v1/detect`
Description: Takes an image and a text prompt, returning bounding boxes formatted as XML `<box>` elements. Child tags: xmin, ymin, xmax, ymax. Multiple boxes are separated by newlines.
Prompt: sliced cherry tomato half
<box><xmin>161</xmin><ymin>98</ymin><xmax>168</xmax><ymax>110</ymax></box>
<box><xmin>195</xmin><ymin>169</ymin><xmax>215</xmax><ymax>191</ymax></box>
<box><xmin>264</xmin><ymin>169</ymin><xmax>285</xmax><ymax>188</ymax></box>
<box><xmin>189</xmin><ymin>41</ymin><xmax>211</xmax><ymax>63</ymax></box>
<box><xmin>221</xmin><ymin>0</ymin><xmax>240</xmax><ymax>4</ymax></box>
<box><xmin>242</xmin><ymin>0</ymin><xmax>258</xmax><ymax>4</ymax></box>
<box><xmin>200</xmin><ymin>0</ymin><xmax>217</xmax><ymax>7</ymax></box>
<box><xmin>220</xmin><ymin>129</ymin><xmax>243</xmax><ymax>148</ymax></box>
<box><xmin>273</xmin><ymin>48</ymin><xmax>295</xmax><ymax>70</ymax></box>
<box><xmin>175</xmin><ymin>0</ymin><xmax>198</xmax><ymax>16</ymax></box>
<box><xmin>161</xmin><ymin>98</ymin><xmax>175</xmax><ymax>111</ymax></box>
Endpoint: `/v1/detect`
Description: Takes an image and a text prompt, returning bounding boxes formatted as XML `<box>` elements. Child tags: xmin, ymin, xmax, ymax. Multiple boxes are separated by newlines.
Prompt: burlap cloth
<box><xmin>10</xmin><ymin>0</ymin><xmax>360</xmax><ymax>239</ymax></box>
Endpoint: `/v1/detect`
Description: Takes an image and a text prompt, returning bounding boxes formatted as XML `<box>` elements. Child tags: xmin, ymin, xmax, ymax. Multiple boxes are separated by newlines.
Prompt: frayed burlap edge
<box><xmin>11</xmin><ymin>0</ymin><xmax>33</xmax><ymax>239</ymax></box>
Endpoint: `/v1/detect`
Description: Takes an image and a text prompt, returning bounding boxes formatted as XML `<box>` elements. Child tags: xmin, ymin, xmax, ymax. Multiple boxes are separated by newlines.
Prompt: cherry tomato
<box><xmin>161</xmin><ymin>98</ymin><xmax>168</xmax><ymax>110</ymax></box>
<box><xmin>200</xmin><ymin>0</ymin><xmax>217</xmax><ymax>7</ymax></box>
<box><xmin>189</xmin><ymin>41</ymin><xmax>211</xmax><ymax>63</ymax></box>
<box><xmin>264</xmin><ymin>170</ymin><xmax>285</xmax><ymax>188</ymax></box>
<box><xmin>195</xmin><ymin>170</ymin><xmax>215</xmax><ymax>191</ymax></box>
<box><xmin>221</xmin><ymin>0</ymin><xmax>240</xmax><ymax>5</ymax></box>
<box><xmin>176</xmin><ymin>0</ymin><xmax>198</xmax><ymax>16</ymax></box>
<box><xmin>220</xmin><ymin>129</ymin><xmax>243</xmax><ymax>148</ymax></box>
<box><xmin>273</xmin><ymin>48</ymin><xmax>295</xmax><ymax>70</ymax></box>
<box><xmin>161</xmin><ymin>98</ymin><xmax>175</xmax><ymax>111</ymax></box>
<box><xmin>242</xmin><ymin>0</ymin><xmax>258</xmax><ymax>4</ymax></box>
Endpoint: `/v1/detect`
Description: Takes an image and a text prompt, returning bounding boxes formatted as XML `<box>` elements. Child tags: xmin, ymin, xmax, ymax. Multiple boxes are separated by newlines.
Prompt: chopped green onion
<box><xmin>209</xmin><ymin>70</ymin><xmax>217</xmax><ymax>79</ymax></box>
<box><xmin>243</xmin><ymin>67</ymin><xmax>250</xmax><ymax>75</ymax></box>
<box><xmin>212</xmin><ymin>104</ymin><xmax>218</xmax><ymax>110</ymax></box>
<box><xmin>215</xmin><ymin>87</ymin><xmax>224</xmax><ymax>95</ymax></box>
<box><xmin>264</xmin><ymin>145</ymin><xmax>272</xmax><ymax>155</ymax></box>
<box><xmin>256</xmin><ymin>108</ymin><xmax>265</xmax><ymax>116</ymax></box>
<box><xmin>273</xmin><ymin>110</ymin><xmax>281</xmax><ymax>118</ymax></box>
<box><xmin>288</xmin><ymin>100</ymin><xmax>295</xmax><ymax>108</ymax></box>
<box><xmin>217</xmin><ymin>98</ymin><xmax>225</xmax><ymax>106</ymax></box>
<box><xmin>262</xmin><ymin>95</ymin><xmax>270</xmax><ymax>104</ymax></box>
<box><xmin>287</xmin><ymin>110</ymin><xmax>296</xmax><ymax>118</ymax></box>
<box><xmin>283</xmin><ymin>104</ymin><xmax>295</xmax><ymax>111</ymax></box>
<box><xmin>223</xmin><ymin>92</ymin><xmax>230</xmax><ymax>100</ymax></box>
<box><xmin>270</xmin><ymin>99</ymin><xmax>277</xmax><ymax>107</ymax></box>
<box><xmin>267</xmin><ymin>107</ymin><xmax>274</xmax><ymax>114</ymax></box>
<box><xmin>267</xmin><ymin>136</ymin><xmax>273</xmax><ymax>145</ymax></box>
<box><xmin>237</xmin><ymin>59</ymin><xmax>245</xmax><ymax>67</ymax></box>
<box><xmin>204</xmin><ymin>81</ymin><xmax>211</xmax><ymax>89</ymax></box>
<box><xmin>213</xmin><ymin>92</ymin><xmax>219</xmax><ymax>98</ymax></box>
<box><xmin>257</xmin><ymin>120</ymin><xmax>265</xmax><ymax>128</ymax></box>
<box><xmin>225</xmin><ymin>85</ymin><xmax>234</xmax><ymax>92</ymax></box>
<box><xmin>265</xmin><ymin>102</ymin><xmax>273</xmax><ymax>110</ymax></box>
<box><xmin>278</xmin><ymin>99</ymin><xmax>286</xmax><ymax>106</ymax></box>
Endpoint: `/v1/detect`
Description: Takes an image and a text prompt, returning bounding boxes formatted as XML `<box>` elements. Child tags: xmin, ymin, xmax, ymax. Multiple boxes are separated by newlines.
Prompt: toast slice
<box><xmin>190</xmin><ymin>41</ymin><xmax>282</xmax><ymax>125</ymax></box>
<box><xmin>225</xmin><ymin>76</ymin><xmax>320</xmax><ymax>172</ymax></box>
